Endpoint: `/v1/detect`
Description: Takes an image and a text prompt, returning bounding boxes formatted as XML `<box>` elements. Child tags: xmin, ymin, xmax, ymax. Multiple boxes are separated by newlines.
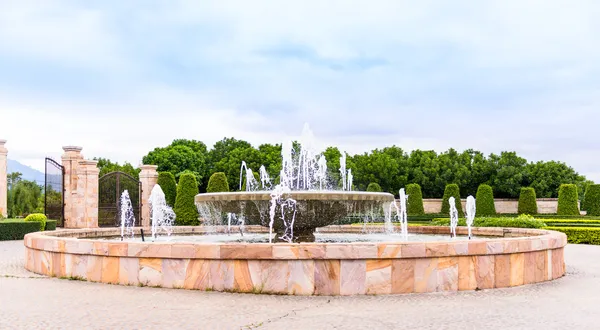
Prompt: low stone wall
<box><xmin>422</xmin><ymin>198</ymin><xmax>576</xmax><ymax>214</ymax></box>
<box><xmin>23</xmin><ymin>226</ymin><xmax>566</xmax><ymax>295</ymax></box>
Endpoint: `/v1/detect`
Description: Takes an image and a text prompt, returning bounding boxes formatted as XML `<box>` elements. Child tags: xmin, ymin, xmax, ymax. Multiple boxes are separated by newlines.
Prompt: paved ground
<box><xmin>1</xmin><ymin>241</ymin><xmax>599</xmax><ymax>330</ymax></box>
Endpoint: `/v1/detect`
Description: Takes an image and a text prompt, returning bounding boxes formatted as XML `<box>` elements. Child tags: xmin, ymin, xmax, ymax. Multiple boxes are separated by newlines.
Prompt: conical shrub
<box><xmin>207</xmin><ymin>172</ymin><xmax>230</xmax><ymax>193</ymax></box>
<box><xmin>441</xmin><ymin>184</ymin><xmax>464</xmax><ymax>217</ymax></box>
<box><xmin>406</xmin><ymin>183</ymin><xmax>425</xmax><ymax>216</ymax></box>
<box><xmin>174</xmin><ymin>173</ymin><xmax>199</xmax><ymax>225</ymax></box>
<box><xmin>475</xmin><ymin>184</ymin><xmax>496</xmax><ymax>216</ymax></box>
<box><xmin>518</xmin><ymin>187</ymin><xmax>537</xmax><ymax>215</ymax></box>
<box><xmin>157</xmin><ymin>172</ymin><xmax>177</xmax><ymax>207</ymax></box>
<box><xmin>585</xmin><ymin>184</ymin><xmax>600</xmax><ymax>216</ymax></box>
<box><xmin>557</xmin><ymin>184</ymin><xmax>580</xmax><ymax>216</ymax></box>
<box><xmin>366</xmin><ymin>182</ymin><xmax>382</xmax><ymax>192</ymax></box>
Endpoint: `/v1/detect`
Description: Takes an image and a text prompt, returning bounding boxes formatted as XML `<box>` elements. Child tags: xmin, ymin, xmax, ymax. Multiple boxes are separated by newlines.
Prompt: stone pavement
<box><xmin>1</xmin><ymin>240</ymin><xmax>599</xmax><ymax>330</ymax></box>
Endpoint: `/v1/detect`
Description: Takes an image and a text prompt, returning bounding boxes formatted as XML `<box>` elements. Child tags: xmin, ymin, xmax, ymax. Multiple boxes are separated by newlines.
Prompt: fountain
<box><xmin>465</xmin><ymin>195</ymin><xmax>476</xmax><ymax>239</ymax></box>
<box><xmin>148</xmin><ymin>184</ymin><xmax>175</xmax><ymax>240</ymax></box>
<box><xmin>119</xmin><ymin>190</ymin><xmax>135</xmax><ymax>241</ymax></box>
<box><xmin>449</xmin><ymin>197</ymin><xmax>459</xmax><ymax>238</ymax></box>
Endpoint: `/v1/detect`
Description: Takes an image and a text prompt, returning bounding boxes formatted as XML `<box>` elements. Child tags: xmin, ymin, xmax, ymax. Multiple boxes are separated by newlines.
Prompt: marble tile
<box><xmin>474</xmin><ymin>256</ymin><xmax>495</xmax><ymax>290</ymax></box>
<box><xmin>138</xmin><ymin>258</ymin><xmax>163</xmax><ymax>286</ymax></box>
<box><xmin>377</xmin><ymin>244</ymin><xmax>402</xmax><ymax>258</ymax></box>
<box><xmin>222</xmin><ymin>245</ymin><xmax>272</xmax><ymax>259</ymax></box>
<box><xmin>71</xmin><ymin>255</ymin><xmax>88</xmax><ymax>279</ymax></box>
<box><xmin>552</xmin><ymin>248</ymin><xmax>564</xmax><ymax>279</ymax></box>
<box><xmin>86</xmin><ymin>255</ymin><xmax>103</xmax><ymax>282</ymax></box>
<box><xmin>392</xmin><ymin>259</ymin><xmax>415</xmax><ymax>294</ymax></box>
<box><xmin>260</xmin><ymin>261</ymin><xmax>289</xmax><ymax>294</ymax></box>
<box><xmin>209</xmin><ymin>260</ymin><xmax>234</xmax><ymax>291</ymax></box>
<box><xmin>401</xmin><ymin>244</ymin><xmax>426</xmax><ymax>258</ymax></box>
<box><xmin>162</xmin><ymin>259</ymin><xmax>188</xmax><ymax>288</ymax></box>
<box><xmin>534</xmin><ymin>251</ymin><xmax>546</xmax><ymax>282</ymax></box>
<box><xmin>184</xmin><ymin>259</ymin><xmax>211</xmax><ymax>290</ymax></box>
<box><xmin>546</xmin><ymin>250</ymin><xmax>553</xmax><ymax>281</ymax></box>
<box><xmin>233</xmin><ymin>260</ymin><xmax>253</xmax><ymax>292</ymax></box>
<box><xmin>314</xmin><ymin>260</ymin><xmax>340</xmax><ymax>295</ymax></box>
<box><xmin>63</xmin><ymin>254</ymin><xmax>73</xmax><ymax>278</ymax></box>
<box><xmin>127</xmin><ymin>243</ymin><xmax>151</xmax><ymax>257</ymax></box>
<box><xmin>93</xmin><ymin>242</ymin><xmax>109</xmax><ymax>256</ymax></box>
<box><xmin>41</xmin><ymin>251</ymin><xmax>52</xmax><ymax>275</ymax></box>
<box><xmin>65</xmin><ymin>240</ymin><xmax>94</xmax><ymax>255</ymax></box>
<box><xmin>119</xmin><ymin>257</ymin><xmax>140</xmax><ymax>286</ymax></box>
<box><xmin>101</xmin><ymin>257</ymin><xmax>120</xmax><ymax>284</ymax></box>
<box><xmin>51</xmin><ymin>252</ymin><xmax>64</xmax><ymax>277</ymax></box>
<box><xmin>494</xmin><ymin>255</ymin><xmax>510</xmax><ymax>288</ymax></box>
<box><xmin>458</xmin><ymin>256</ymin><xmax>477</xmax><ymax>291</ymax></box>
<box><xmin>325</xmin><ymin>244</ymin><xmax>377</xmax><ymax>259</ymax></box>
<box><xmin>523</xmin><ymin>252</ymin><xmax>536</xmax><ymax>285</ymax></box>
<box><xmin>273</xmin><ymin>245</ymin><xmax>326</xmax><ymax>259</ymax></box>
<box><xmin>414</xmin><ymin>258</ymin><xmax>438</xmax><ymax>293</ymax></box>
<box><xmin>108</xmin><ymin>243</ymin><xmax>128</xmax><ymax>257</ymax></box>
<box><xmin>486</xmin><ymin>241</ymin><xmax>504</xmax><ymax>255</ymax></box>
<box><xmin>194</xmin><ymin>245</ymin><xmax>220</xmax><ymax>259</ymax></box>
<box><xmin>170</xmin><ymin>244</ymin><xmax>196</xmax><ymax>259</ymax></box>
<box><xmin>365</xmin><ymin>260</ymin><xmax>392</xmax><ymax>294</ymax></box>
<box><xmin>437</xmin><ymin>257</ymin><xmax>458</xmax><ymax>292</ymax></box>
<box><xmin>425</xmin><ymin>243</ymin><xmax>449</xmax><ymax>257</ymax></box>
<box><xmin>340</xmin><ymin>260</ymin><xmax>366</xmax><ymax>295</ymax></box>
<box><xmin>448</xmin><ymin>242</ymin><xmax>469</xmax><ymax>256</ymax></box>
<box><xmin>468</xmin><ymin>242</ymin><xmax>487</xmax><ymax>255</ymax></box>
<box><xmin>288</xmin><ymin>260</ymin><xmax>315</xmax><ymax>295</ymax></box>
<box><xmin>509</xmin><ymin>253</ymin><xmax>524</xmax><ymax>286</ymax></box>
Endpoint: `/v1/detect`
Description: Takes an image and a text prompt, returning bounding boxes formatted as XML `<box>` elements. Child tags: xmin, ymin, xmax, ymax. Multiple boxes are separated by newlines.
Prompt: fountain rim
<box><xmin>195</xmin><ymin>190</ymin><xmax>395</xmax><ymax>203</ymax></box>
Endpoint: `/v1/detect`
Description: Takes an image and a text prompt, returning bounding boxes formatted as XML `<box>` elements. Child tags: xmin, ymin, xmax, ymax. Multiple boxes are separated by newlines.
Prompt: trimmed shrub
<box><xmin>475</xmin><ymin>184</ymin><xmax>496</xmax><ymax>216</ymax></box>
<box><xmin>45</xmin><ymin>220</ymin><xmax>57</xmax><ymax>231</ymax></box>
<box><xmin>207</xmin><ymin>172</ymin><xmax>230</xmax><ymax>193</ymax></box>
<box><xmin>24</xmin><ymin>213</ymin><xmax>47</xmax><ymax>231</ymax></box>
<box><xmin>366</xmin><ymin>182</ymin><xmax>382</xmax><ymax>192</ymax></box>
<box><xmin>582</xmin><ymin>184</ymin><xmax>590</xmax><ymax>211</ymax></box>
<box><xmin>174</xmin><ymin>173</ymin><xmax>199</xmax><ymax>226</ymax></box>
<box><xmin>432</xmin><ymin>214</ymin><xmax>546</xmax><ymax>229</ymax></box>
<box><xmin>406</xmin><ymin>183</ymin><xmax>425</xmax><ymax>216</ymax></box>
<box><xmin>0</xmin><ymin>220</ymin><xmax>42</xmax><ymax>240</ymax></box>
<box><xmin>584</xmin><ymin>184</ymin><xmax>600</xmax><ymax>216</ymax></box>
<box><xmin>544</xmin><ymin>227</ymin><xmax>600</xmax><ymax>245</ymax></box>
<box><xmin>441</xmin><ymin>184</ymin><xmax>464</xmax><ymax>217</ymax></box>
<box><xmin>241</xmin><ymin>172</ymin><xmax>260</xmax><ymax>191</ymax></box>
<box><xmin>557</xmin><ymin>184</ymin><xmax>580</xmax><ymax>216</ymax></box>
<box><xmin>157</xmin><ymin>172</ymin><xmax>177</xmax><ymax>207</ymax></box>
<box><xmin>518</xmin><ymin>187</ymin><xmax>538</xmax><ymax>215</ymax></box>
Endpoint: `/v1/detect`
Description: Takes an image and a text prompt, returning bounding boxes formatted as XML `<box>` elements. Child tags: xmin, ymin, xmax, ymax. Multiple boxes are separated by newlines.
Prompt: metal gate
<box><xmin>98</xmin><ymin>172</ymin><xmax>141</xmax><ymax>227</ymax></box>
<box><xmin>44</xmin><ymin>158</ymin><xmax>64</xmax><ymax>227</ymax></box>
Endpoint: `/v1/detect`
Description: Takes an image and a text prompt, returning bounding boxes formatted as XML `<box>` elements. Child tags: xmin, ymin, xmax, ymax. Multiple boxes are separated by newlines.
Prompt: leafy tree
<box><xmin>174</xmin><ymin>173</ymin><xmax>199</xmax><ymax>225</ymax></box>
<box><xmin>441</xmin><ymin>184</ymin><xmax>464</xmax><ymax>217</ymax></box>
<box><xmin>143</xmin><ymin>140</ymin><xmax>208</xmax><ymax>186</ymax></box>
<box><xmin>475</xmin><ymin>184</ymin><xmax>496</xmax><ymax>216</ymax></box>
<box><xmin>7</xmin><ymin>172</ymin><xmax>22</xmax><ymax>188</ymax></box>
<box><xmin>157</xmin><ymin>172</ymin><xmax>177</xmax><ymax>207</ymax></box>
<box><xmin>406</xmin><ymin>183</ymin><xmax>425</xmax><ymax>215</ymax></box>
<box><xmin>366</xmin><ymin>182</ymin><xmax>382</xmax><ymax>192</ymax></box>
<box><xmin>7</xmin><ymin>180</ymin><xmax>42</xmax><ymax>218</ymax></box>
<box><xmin>95</xmin><ymin>158</ymin><xmax>140</xmax><ymax>179</ymax></box>
<box><xmin>518</xmin><ymin>187</ymin><xmax>538</xmax><ymax>215</ymax></box>
<box><xmin>585</xmin><ymin>184</ymin><xmax>600</xmax><ymax>216</ymax></box>
<box><xmin>207</xmin><ymin>172</ymin><xmax>230</xmax><ymax>192</ymax></box>
<box><xmin>557</xmin><ymin>184</ymin><xmax>580</xmax><ymax>216</ymax></box>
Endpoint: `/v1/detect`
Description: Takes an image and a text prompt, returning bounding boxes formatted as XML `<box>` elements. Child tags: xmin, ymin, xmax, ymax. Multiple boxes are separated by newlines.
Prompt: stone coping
<box><xmin>195</xmin><ymin>191</ymin><xmax>395</xmax><ymax>203</ymax></box>
<box><xmin>24</xmin><ymin>226</ymin><xmax>567</xmax><ymax>260</ymax></box>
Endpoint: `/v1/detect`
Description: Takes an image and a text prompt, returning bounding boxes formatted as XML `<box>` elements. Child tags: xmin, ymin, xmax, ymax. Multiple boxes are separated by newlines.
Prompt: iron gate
<box><xmin>44</xmin><ymin>158</ymin><xmax>64</xmax><ymax>227</ymax></box>
<box><xmin>99</xmin><ymin>172</ymin><xmax>141</xmax><ymax>227</ymax></box>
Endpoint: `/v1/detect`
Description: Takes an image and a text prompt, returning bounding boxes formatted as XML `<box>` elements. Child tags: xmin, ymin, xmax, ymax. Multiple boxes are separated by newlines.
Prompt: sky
<box><xmin>0</xmin><ymin>0</ymin><xmax>599</xmax><ymax>181</ymax></box>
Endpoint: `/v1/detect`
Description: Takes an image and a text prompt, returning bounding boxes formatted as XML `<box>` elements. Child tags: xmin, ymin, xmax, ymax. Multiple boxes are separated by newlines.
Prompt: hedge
<box><xmin>518</xmin><ymin>187</ymin><xmax>538</xmax><ymax>215</ymax></box>
<box><xmin>557</xmin><ymin>184</ymin><xmax>580</xmax><ymax>216</ymax></box>
<box><xmin>174</xmin><ymin>173</ymin><xmax>199</xmax><ymax>225</ymax></box>
<box><xmin>441</xmin><ymin>184</ymin><xmax>464</xmax><ymax>217</ymax></box>
<box><xmin>45</xmin><ymin>220</ymin><xmax>57</xmax><ymax>231</ymax></box>
<box><xmin>157</xmin><ymin>172</ymin><xmax>177</xmax><ymax>207</ymax></box>
<box><xmin>366</xmin><ymin>182</ymin><xmax>382</xmax><ymax>192</ymax></box>
<box><xmin>406</xmin><ymin>183</ymin><xmax>425</xmax><ymax>216</ymax></box>
<box><xmin>207</xmin><ymin>172</ymin><xmax>230</xmax><ymax>193</ymax></box>
<box><xmin>544</xmin><ymin>227</ymin><xmax>600</xmax><ymax>245</ymax></box>
<box><xmin>475</xmin><ymin>184</ymin><xmax>496</xmax><ymax>216</ymax></box>
<box><xmin>584</xmin><ymin>184</ymin><xmax>600</xmax><ymax>216</ymax></box>
<box><xmin>0</xmin><ymin>220</ymin><xmax>44</xmax><ymax>241</ymax></box>
<box><xmin>431</xmin><ymin>215</ymin><xmax>546</xmax><ymax>229</ymax></box>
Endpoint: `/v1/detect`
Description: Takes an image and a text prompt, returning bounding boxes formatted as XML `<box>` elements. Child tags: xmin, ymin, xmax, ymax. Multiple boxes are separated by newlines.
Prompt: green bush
<box><xmin>584</xmin><ymin>184</ymin><xmax>600</xmax><ymax>216</ymax></box>
<box><xmin>174</xmin><ymin>173</ymin><xmax>199</xmax><ymax>225</ymax></box>
<box><xmin>431</xmin><ymin>214</ymin><xmax>546</xmax><ymax>229</ymax></box>
<box><xmin>366</xmin><ymin>182</ymin><xmax>382</xmax><ymax>192</ymax></box>
<box><xmin>45</xmin><ymin>220</ymin><xmax>57</xmax><ymax>231</ymax></box>
<box><xmin>240</xmin><ymin>172</ymin><xmax>260</xmax><ymax>191</ymax></box>
<box><xmin>24</xmin><ymin>213</ymin><xmax>47</xmax><ymax>231</ymax></box>
<box><xmin>557</xmin><ymin>184</ymin><xmax>580</xmax><ymax>216</ymax></box>
<box><xmin>406</xmin><ymin>183</ymin><xmax>424</xmax><ymax>216</ymax></box>
<box><xmin>582</xmin><ymin>184</ymin><xmax>590</xmax><ymax>211</ymax></box>
<box><xmin>518</xmin><ymin>187</ymin><xmax>538</xmax><ymax>215</ymax></box>
<box><xmin>0</xmin><ymin>220</ymin><xmax>42</xmax><ymax>240</ymax></box>
<box><xmin>157</xmin><ymin>172</ymin><xmax>177</xmax><ymax>207</ymax></box>
<box><xmin>544</xmin><ymin>227</ymin><xmax>600</xmax><ymax>245</ymax></box>
<box><xmin>207</xmin><ymin>172</ymin><xmax>230</xmax><ymax>193</ymax></box>
<box><xmin>441</xmin><ymin>184</ymin><xmax>463</xmax><ymax>217</ymax></box>
<box><xmin>475</xmin><ymin>184</ymin><xmax>496</xmax><ymax>216</ymax></box>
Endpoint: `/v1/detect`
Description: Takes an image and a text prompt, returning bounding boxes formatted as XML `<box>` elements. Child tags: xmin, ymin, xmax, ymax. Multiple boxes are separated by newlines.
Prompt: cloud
<box><xmin>0</xmin><ymin>0</ymin><xmax>599</xmax><ymax>181</ymax></box>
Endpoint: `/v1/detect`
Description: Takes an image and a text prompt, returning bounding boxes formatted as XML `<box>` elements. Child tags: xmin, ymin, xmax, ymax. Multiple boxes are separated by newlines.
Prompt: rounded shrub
<box><xmin>24</xmin><ymin>213</ymin><xmax>47</xmax><ymax>231</ymax></box>
<box><xmin>406</xmin><ymin>183</ymin><xmax>425</xmax><ymax>216</ymax></box>
<box><xmin>207</xmin><ymin>172</ymin><xmax>230</xmax><ymax>193</ymax></box>
<box><xmin>585</xmin><ymin>184</ymin><xmax>600</xmax><ymax>216</ymax></box>
<box><xmin>157</xmin><ymin>172</ymin><xmax>177</xmax><ymax>207</ymax></box>
<box><xmin>366</xmin><ymin>182</ymin><xmax>382</xmax><ymax>192</ymax></box>
<box><xmin>518</xmin><ymin>187</ymin><xmax>538</xmax><ymax>215</ymax></box>
<box><xmin>557</xmin><ymin>184</ymin><xmax>580</xmax><ymax>216</ymax></box>
<box><xmin>174</xmin><ymin>173</ymin><xmax>199</xmax><ymax>225</ymax></box>
<box><xmin>475</xmin><ymin>184</ymin><xmax>496</xmax><ymax>216</ymax></box>
<box><xmin>441</xmin><ymin>184</ymin><xmax>464</xmax><ymax>217</ymax></box>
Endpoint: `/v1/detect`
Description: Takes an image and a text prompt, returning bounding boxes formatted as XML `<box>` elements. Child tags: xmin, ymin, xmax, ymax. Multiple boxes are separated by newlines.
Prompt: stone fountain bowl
<box><xmin>195</xmin><ymin>191</ymin><xmax>395</xmax><ymax>239</ymax></box>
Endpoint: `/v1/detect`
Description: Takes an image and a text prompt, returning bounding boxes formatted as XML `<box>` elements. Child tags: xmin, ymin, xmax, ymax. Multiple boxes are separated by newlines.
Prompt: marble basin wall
<box><xmin>23</xmin><ymin>226</ymin><xmax>566</xmax><ymax>295</ymax></box>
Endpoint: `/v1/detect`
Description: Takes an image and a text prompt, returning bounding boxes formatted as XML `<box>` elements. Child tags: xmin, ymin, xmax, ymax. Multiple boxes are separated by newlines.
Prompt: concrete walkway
<box><xmin>1</xmin><ymin>240</ymin><xmax>599</xmax><ymax>329</ymax></box>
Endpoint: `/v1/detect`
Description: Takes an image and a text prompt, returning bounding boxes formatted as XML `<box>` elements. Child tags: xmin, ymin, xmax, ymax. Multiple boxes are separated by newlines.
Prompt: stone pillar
<box><xmin>0</xmin><ymin>140</ymin><xmax>7</xmax><ymax>218</ymax></box>
<box><xmin>139</xmin><ymin>165</ymin><xmax>158</xmax><ymax>227</ymax></box>
<box><xmin>62</xmin><ymin>147</ymin><xmax>99</xmax><ymax>228</ymax></box>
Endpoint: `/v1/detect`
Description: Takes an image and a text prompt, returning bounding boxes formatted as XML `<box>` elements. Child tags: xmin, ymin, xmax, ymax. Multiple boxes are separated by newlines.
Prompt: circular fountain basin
<box><xmin>195</xmin><ymin>191</ymin><xmax>395</xmax><ymax>241</ymax></box>
<box><xmin>24</xmin><ymin>225</ymin><xmax>566</xmax><ymax>295</ymax></box>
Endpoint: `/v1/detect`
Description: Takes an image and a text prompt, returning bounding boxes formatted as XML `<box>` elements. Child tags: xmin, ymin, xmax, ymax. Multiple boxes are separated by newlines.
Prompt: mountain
<box><xmin>7</xmin><ymin>159</ymin><xmax>45</xmax><ymax>185</ymax></box>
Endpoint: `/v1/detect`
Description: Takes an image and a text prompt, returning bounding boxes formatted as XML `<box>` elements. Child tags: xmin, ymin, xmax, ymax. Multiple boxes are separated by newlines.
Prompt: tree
<box><xmin>95</xmin><ymin>158</ymin><xmax>140</xmax><ymax>179</ymax></box>
<box><xmin>7</xmin><ymin>180</ymin><xmax>42</xmax><ymax>218</ymax></box>
<box><xmin>441</xmin><ymin>184</ymin><xmax>464</xmax><ymax>217</ymax></box>
<box><xmin>518</xmin><ymin>187</ymin><xmax>538</xmax><ymax>215</ymax></box>
<box><xmin>557</xmin><ymin>184</ymin><xmax>580</xmax><ymax>216</ymax></box>
<box><xmin>366</xmin><ymin>182</ymin><xmax>382</xmax><ymax>192</ymax></box>
<box><xmin>406</xmin><ymin>183</ymin><xmax>425</xmax><ymax>216</ymax></box>
<box><xmin>157</xmin><ymin>172</ymin><xmax>177</xmax><ymax>207</ymax></box>
<box><xmin>475</xmin><ymin>184</ymin><xmax>496</xmax><ymax>216</ymax></box>
<box><xmin>143</xmin><ymin>140</ymin><xmax>208</xmax><ymax>186</ymax></box>
<box><xmin>207</xmin><ymin>172</ymin><xmax>230</xmax><ymax>193</ymax></box>
<box><xmin>7</xmin><ymin>172</ymin><xmax>22</xmax><ymax>189</ymax></box>
<box><xmin>526</xmin><ymin>161</ymin><xmax>587</xmax><ymax>198</ymax></box>
<box><xmin>174</xmin><ymin>173</ymin><xmax>199</xmax><ymax>225</ymax></box>
<box><xmin>584</xmin><ymin>184</ymin><xmax>600</xmax><ymax>216</ymax></box>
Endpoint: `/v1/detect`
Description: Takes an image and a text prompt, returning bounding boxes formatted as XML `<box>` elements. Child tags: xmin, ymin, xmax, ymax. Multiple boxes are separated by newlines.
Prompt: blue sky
<box><xmin>0</xmin><ymin>0</ymin><xmax>599</xmax><ymax>181</ymax></box>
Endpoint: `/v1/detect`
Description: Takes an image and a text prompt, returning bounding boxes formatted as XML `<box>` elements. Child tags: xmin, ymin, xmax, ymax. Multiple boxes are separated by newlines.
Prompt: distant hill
<box><xmin>7</xmin><ymin>159</ymin><xmax>45</xmax><ymax>185</ymax></box>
